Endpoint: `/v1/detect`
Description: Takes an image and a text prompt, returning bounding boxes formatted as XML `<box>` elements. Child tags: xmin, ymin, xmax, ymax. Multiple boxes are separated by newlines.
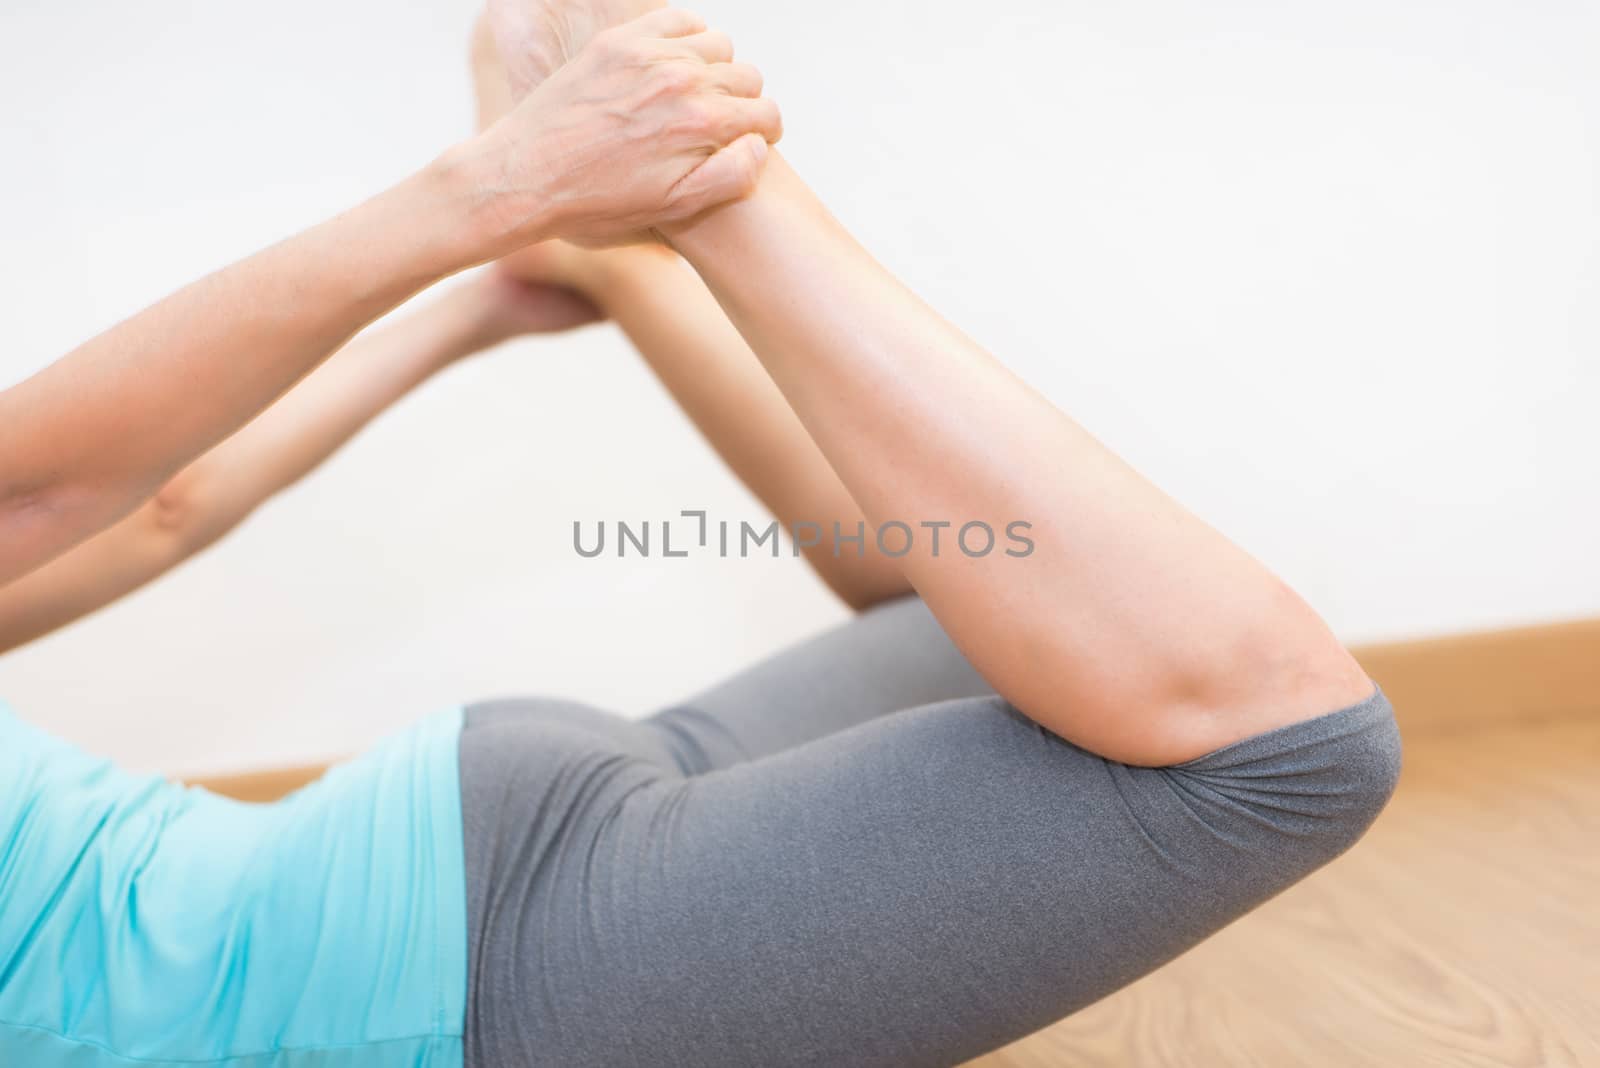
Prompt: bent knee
<box><xmin>1165</xmin><ymin>688</ymin><xmax>1402</xmax><ymax>875</ymax></box>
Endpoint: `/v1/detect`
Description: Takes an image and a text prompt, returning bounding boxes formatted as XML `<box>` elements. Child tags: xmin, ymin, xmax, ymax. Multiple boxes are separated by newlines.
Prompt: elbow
<box><xmin>145</xmin><ymin>473</ymin><xmax>230</xmax><ymax>560</ymax></box>
<box><xmin>149</xmin><ymin>477</ymin><xmax>193</xmax><ymax>538</ymax></box>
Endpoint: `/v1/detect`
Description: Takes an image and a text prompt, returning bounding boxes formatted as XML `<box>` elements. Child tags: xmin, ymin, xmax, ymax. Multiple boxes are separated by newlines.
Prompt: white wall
<box><xmin>2</xmin><ymin>0</ymin><xmax>1596</xmax><ymax>773</ymax></box>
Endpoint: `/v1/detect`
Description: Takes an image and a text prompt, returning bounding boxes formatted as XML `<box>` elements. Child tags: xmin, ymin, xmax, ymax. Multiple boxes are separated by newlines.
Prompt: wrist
<box><xmin>658</xmin><ymin>150</ymin><xmax>798</xmax><ymax>263</ymax></box>
<box><xmin>660</xmin><ymin>153</ymin><xmax>843</xmax><ymax>315</ymax></box>
<box><xmin>425</xmin><ymin>134</ymin><xmax>556</xmax><ymax>269</ymax></box>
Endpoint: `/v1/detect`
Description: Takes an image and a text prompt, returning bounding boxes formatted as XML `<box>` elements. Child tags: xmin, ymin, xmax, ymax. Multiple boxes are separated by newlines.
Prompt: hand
<box><xmin>467</xmin><ymin>270</ymin><xmax>603</xmax><ymax>349</ymax></box>
<box><xmin>486</xmin><ymin>0</ymin><xmax>665</xmax><ymax>98</ymax></box>
<box><xmin>496</xmin><ymin>239</ymin><xmax>594</xmax><ymax>292</ymax></box>
<box><xmin>467</xmin><ymin>8</ymin><xmax>782</xmax><ymax>251</ymax></box>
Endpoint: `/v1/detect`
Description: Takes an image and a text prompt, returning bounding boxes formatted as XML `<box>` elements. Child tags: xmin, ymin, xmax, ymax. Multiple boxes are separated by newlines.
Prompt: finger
<box><xmin>664</xmin><ymin>132</ymin><xmax>770</xmax><ymax>220</ymax></box>
<box><xmin>626</xmin><ymin>7</ymin><xmax>707</xmax><ymax>40</ymax></box>
<box><xmin>713</xmin><ymin>95</ymin><xmax>783</xmax><ymax>145</ymax></box>
<box><xmin>675</xmin><ymin>30</ymin><xmax>734</xmax><ymax>64</ymax></box>
<box><xmin>706</xmin><ymin>61</ymin><xmax>764</xmax><ymax>99</ymax></box>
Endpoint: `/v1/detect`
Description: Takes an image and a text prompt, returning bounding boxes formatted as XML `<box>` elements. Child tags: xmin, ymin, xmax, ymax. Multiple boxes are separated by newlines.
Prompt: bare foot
<box><xmin>485</xmin><ymin>0</ymin><xmax>667</xmax><ymax>98</ymax></box>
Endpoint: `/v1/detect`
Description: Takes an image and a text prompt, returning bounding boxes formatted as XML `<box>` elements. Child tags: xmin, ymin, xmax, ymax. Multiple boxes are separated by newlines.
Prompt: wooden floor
<box><xmin>966</xmin><ymin>714</ymin><xmax>1600</xmax><ymax>1067</ymax></box>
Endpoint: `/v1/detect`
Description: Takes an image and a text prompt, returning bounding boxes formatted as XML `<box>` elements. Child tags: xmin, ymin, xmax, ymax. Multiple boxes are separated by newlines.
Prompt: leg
<box><xmin>663</xmin><ymin>155</ymin><xmax>1376</xmax><ymax>767</ymax></box>
<box><xmin>464</xmin><ymin>597</ymin><xmax>990</xmax><ymax>775</ymax></box>
<box><xmin>643</xmin><ymin>595</ymin><xmax>993</xmax><ymax>770</ymax></box>
<box><xmin>472</xmin><ymin>0</ymin><xmax>1377</xmax><ymax>768</ymax></box>
<box><xmin>461</xmin><ymin>688</ymin><xmax>1401</xmax><ymax>1067</ymax></box>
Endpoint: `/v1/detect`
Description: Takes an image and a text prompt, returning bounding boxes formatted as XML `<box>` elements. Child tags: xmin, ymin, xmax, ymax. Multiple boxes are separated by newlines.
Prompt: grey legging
<box><xmin>459</xmin><ymin>596</ymin><xmax>1401</xmax><ymax>1067</ymax></box>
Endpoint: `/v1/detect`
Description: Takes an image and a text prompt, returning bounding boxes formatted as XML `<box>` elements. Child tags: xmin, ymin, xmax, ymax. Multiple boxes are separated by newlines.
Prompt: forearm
<box><xmin>160</xmin><ymin>283</ymin><xmax>512</xmax><ymax>548</ymax></box>
<box><xmin>0</xmin><ymin>283</ymin><xmax>510</xmax><ymax>655</ymax></box>
<box><xmin>0</xmin><ymin>155</ymin><xmax>493</xmax><ymax>585</ymax></box>
<box><xmin>668</xmin><ymin>155</ymin><xmax>1370</xmax><ymax>765</ymax></box>
<box><xmin>582</xmin><ymin>249</ymin><xmax>912</xmax><ymax>609</ymax></box>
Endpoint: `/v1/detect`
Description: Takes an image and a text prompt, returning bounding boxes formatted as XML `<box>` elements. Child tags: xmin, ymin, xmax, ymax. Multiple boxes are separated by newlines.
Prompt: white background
<box><xmin>1</xmin><ymin>0</ymin><xmax>1596</xmax><ymax>773</ymax></box>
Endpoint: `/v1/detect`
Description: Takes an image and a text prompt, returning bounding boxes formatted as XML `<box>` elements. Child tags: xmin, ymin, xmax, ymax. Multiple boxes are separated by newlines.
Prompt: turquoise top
<box><xmin>0</xmin><ymin>701</ymin><xmax>467</xmax><ymax>1067</ymax></box>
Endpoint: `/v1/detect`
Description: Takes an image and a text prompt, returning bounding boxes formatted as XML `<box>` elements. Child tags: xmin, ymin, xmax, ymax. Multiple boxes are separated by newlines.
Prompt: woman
<box><xmin>0</xmin><ymin>7</ymin><xmax>1400</xmax><ymax>1067</ymax></box>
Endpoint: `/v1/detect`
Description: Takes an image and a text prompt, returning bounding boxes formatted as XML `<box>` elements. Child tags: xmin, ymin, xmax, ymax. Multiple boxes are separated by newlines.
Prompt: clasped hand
<box><xmin>462</xmin><ymin>7</ymin><xmax>781</xmax><ymax>254</ymax></box>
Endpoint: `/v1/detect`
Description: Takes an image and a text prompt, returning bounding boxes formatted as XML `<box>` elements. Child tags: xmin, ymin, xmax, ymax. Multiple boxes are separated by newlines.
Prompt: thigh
<box><xmin>459</xmin><ymin>695</ymin><xmax>691</xmax><ymax>1068</ymax></box>
<box><xmin>464</xmin><ymin>695</ymin><xmax>683</xmax><ymax>768</ymax></box>
<box><xmin>645</xmin><ymin>595</ymin><xmax>995</xmax><ymax>769</ymax></box>
<box><xmin>470</xmin><ymin>690</ymin><xmax>1398</xmax><ymax>1068</ymax></box>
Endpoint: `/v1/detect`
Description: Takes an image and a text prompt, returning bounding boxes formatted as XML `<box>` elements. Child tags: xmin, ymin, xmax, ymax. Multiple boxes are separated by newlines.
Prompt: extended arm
<box><xmin>471</xmin><ymin>17</ymin><xmax>910</xmax><ymax>609</ymax></box>
<box><xmin>0</xmin><ymin>9</ymin><xmax>779</xmax><ymax>587</ymax></box>
<box><xmin>663</xmin><ymin>155</ymin><xmax>1374</xmax><ymax>766</ymax></box>
<box><xmin>0</xmin><ymin>170</ymin><xmax>467</xmax><ymax>586</ymax></box>
<box><xmin>0</xmin><ymin>280</ymin><xmax>595</xmax><ymax>655</ymax></box>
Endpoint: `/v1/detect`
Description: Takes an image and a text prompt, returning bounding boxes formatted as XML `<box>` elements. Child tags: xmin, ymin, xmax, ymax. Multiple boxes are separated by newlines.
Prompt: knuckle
<box><xmin>622</xmin><ymin>38</ymin><xmax>657</xmax><ymax>66</ymax></box>
<box><xmin>596</xmin><ymin>29</ymin><xmax>647</xmax><ymax>66</ymax></box>
<box><xmin>725</xmin><ymin>62</ymin><xmax>762</xmax><ymax>95</ymax></box>
<box><xmin>676</xmin><ymin>97</ymin><xmax>720</xmax><ymax>136</ymax></box>
<box><xmin>653</xmin><ymin>61</ymin><xmax>698</xmax><ymax>94</ymax></box>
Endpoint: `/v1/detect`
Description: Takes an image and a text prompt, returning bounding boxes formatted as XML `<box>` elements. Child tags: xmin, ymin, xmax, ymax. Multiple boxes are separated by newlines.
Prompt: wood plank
<box><xmin>187</xmin><ymin>763</ymin><xmax>326</xmax><ymax>802</ymax></box>
<box><xmin>1353</xmin><ymin>617</ymin><xmax>1600</xmax><ymax>733</ymax></box>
